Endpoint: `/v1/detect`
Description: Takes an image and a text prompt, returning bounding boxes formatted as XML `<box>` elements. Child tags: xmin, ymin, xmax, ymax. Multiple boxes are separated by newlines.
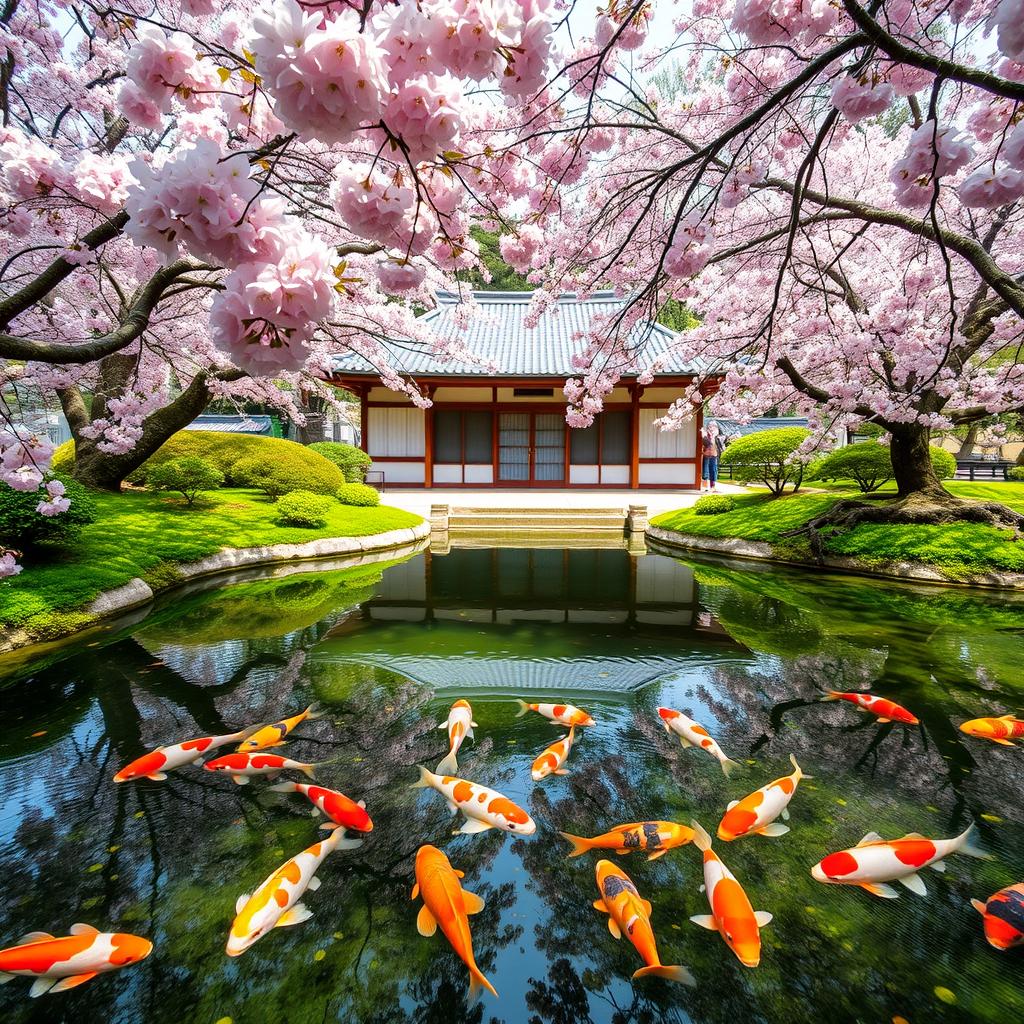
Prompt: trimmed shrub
<box><xmin>51</xmin><ymin>439</ymin><xmax>74</xmax><ymax>474</ymax></box>
<box><xmin>308</xmin><ymin>441</ymin><xmax>371</xmax><ymax>482</ymax></box>
<box><xmin>336</xmin><ymin>482</ymin><xmax>380</xmax><ymax>507</ymax></box>
<box><xmin>0</xmin><ymin>473</ymin><xmax>97</xmax><ymax>549</ymax></box>
<box><xmin>719</xmin><ymin>427</ymin><xmax>811</xmax><ymax>496</ymax></box>
<box><xmin>1009</xmin><ymin>465</ymin><xmax>1024</xmax><ymax>482</ymax></box>
<box><xmin>228</xmin><ymin>452</ymin><xmax>340</xmax><ymax>499</ymax></box>
<box><xmin>146</xmin><ymin>456</ymin><xmax>224</xmax><ymax>505</ymax></box>
<box><xmin>277</xmin><ymin>490</ymin><xmax>334</xmax><ymax>527</ymax></box>
<box><xmin>693</xmin><ymin>494</ymin><xmax>735</xmax><ymax>515</ymax></box>
<box><xmin>814</xmin><ymin>442</ymin><xmax>894</xmax><ymax>492</ymax></box>
<box><xmin>929</xmin><ymin>446</ymin><xmax>957</xmax><ymax>481</ymax></box>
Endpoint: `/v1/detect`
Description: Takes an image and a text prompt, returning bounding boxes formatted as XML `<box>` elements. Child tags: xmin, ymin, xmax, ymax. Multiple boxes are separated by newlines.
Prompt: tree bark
<box><xmin>956</xmin><ymin>423</ymin><xmax>979</xmax><ymax>461</ymax></box>
<box><xmin>888</xmin><ymin>422</ymin><xmax>948</xmax><ymax>499</ymax></box>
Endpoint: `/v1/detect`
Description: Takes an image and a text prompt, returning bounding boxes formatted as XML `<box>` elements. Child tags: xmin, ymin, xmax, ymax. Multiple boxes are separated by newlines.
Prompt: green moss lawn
<box><xmin>1</xmin><ymin>488</ymin><xmax>422</xmax><ymax>640</ymax></box>
<box><xmin>650</xmin><ymin>482</ymin><xmax>1024</xmax><ymax>578</ymax></box>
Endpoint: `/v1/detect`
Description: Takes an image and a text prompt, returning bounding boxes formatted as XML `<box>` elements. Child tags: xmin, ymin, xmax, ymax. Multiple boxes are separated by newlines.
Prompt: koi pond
<box><xmin>1</xmin><ymin>544</ymin><xmax>1022</xmax><ymax>1024</ymax></box>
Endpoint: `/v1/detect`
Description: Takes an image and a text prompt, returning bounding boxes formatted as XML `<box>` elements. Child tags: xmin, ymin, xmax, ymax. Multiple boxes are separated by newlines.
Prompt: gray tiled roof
<box><xmin>330</xmin><ymin>290</ymin><xmax>704</xmax><ymax>377</ymax></box>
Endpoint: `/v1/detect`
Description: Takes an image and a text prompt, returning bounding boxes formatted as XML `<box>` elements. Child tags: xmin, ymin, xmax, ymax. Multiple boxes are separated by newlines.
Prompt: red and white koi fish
<box><xmin>821</xmin><ymin>691</ymin><xmax>919</xmax><ymax>725</ymax></box>
<box><xmin>972</xmin><ymin>883</ymin><xmax>1024</xmax><ymax>950</ymax></box>
<box><xmin>515</xmin><ymin>700</ymin><xmax>595</xmax><ymax>727</ymax></box>
<box><xmin>960</xmin><ymin>715</ymin><xmax>1024</xmax><ymax>746</ymax></box>
<box><xmin>436</xmin><ymin>699</ymin><xmax>477</xmax><ymax>776</ymax></box>
<box><xmin>690</xmin><ymin>820</ymin><xmax>772</xmax><ymax>968</ymax></box>
<box><xmin>592</xmin><ymin>859</ymin><xmax>695</xmax><ymax>985</ymax></box>
<box><xmin>269</xmin><ymin>781</ymin><xmax>373</xmax><ymax>833</ymax></box>
<box><xmin>532</xmin><ymin>726</ymin><xmax>576</xmax><ymax>782</ymax></box>
<box><xmin>113</xmin><ymin>725</ymin><xmax>259</xmax><ymax>782</ymax></box>
<box><xmin>226</xmin><ymin>827</ymin><xmax>362</xmax><ymax>956</ymax></box>
<box><xmin>656</xmin><ymin>707</ymin><xmax>740</xmax><ymax>776</ymax></box>
<box><xmin>0</xmin><ymin>924</ymin><xmax>151</xmax><ymax>997</ymax></box>
<box><xmin>203</xmin><ymin>752</ymin><xmax>322</xmax><ymax>786</ymax></box>
<box><xmin>560</xmin><ymin>821</ymin><xmax>696</xmax><ymax>861</ymax></box>
<box><xmin>412</xmin><ymin>765</ymin><xmax>536</xmax><ymax>836</ymax></box>
<box><xmin>811</xmin><ymin>823</ymin><xmax>991</xmax><ymax>899</ymax></box>
<box><xmin>412</xmin><ymin>845</ymin><xmax>496</xmax><ymax>1001</ymax></box>
<box><xmin>238</xmin><ymin>704</ymin><xmax>323</xmax><ymax>752</ymax></box>
<box><xmin>717</xmin><ymin>755</ymin><xmax>809</xmax><ymax>841</ymax></box>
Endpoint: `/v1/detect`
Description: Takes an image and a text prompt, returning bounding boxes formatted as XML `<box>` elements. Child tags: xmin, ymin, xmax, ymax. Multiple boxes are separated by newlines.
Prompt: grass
<box><xmin>651</xmin><ymin>481</ymin><xmax>1024</xmax><ymax>579</ymax></box>
<box><xmin>0</xmin><ymin>488</ymin><xmax>422</xmax><ymax>638</ymax></box>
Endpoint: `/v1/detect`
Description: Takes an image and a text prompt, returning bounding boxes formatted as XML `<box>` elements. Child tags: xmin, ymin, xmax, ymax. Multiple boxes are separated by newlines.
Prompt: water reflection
<box><xmin>0</xmin><ymin>547</ymin><xmax>1021</xmax><ymax>1024</ymax></box>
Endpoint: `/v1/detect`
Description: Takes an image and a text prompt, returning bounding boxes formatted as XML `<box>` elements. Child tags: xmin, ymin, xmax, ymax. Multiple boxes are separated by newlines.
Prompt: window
<box><xmin>569</xmin><ymin>411</ymin><xmax>631</xmax><ymax>464</ymax></box>
<box><xmin>512</xmin><ymin>387</ymin><xmax>554</xmax><ymax>397</ymax></box>
<box><xmin>434</xmin><ymin>410</ymin><xmax>493</xmax><ymax>463</ymax></box>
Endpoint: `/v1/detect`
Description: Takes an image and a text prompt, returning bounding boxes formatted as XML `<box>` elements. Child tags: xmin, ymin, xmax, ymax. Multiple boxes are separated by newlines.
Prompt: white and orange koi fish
<box><xmin>821</xmin><ymin>691</ymin><xmax>919</xmax><ymax>725</ymax></box>
<box><xmin>436</xmin><ymin>699</ymin><xmax>477</xmax><ymax>776</ymax></box>
<box><xmin>113</xmin><ymin>725</ymin><xmax>259</xmax><ymax>782</ymax></box>
<box><xmin>515</xmin><ymin>700</ymin><xmax>595</xmax><ymax>727</ymax></box>
<box><xmin>0</xmin><ymin>924</ymin><xmax>152</xmax><ymax>997</ymax></box>
<box><xmin>690</xmin><ymin>821</ymin><xmax>772</xmax><ymax>968</ymax></box>
<box><xmin>269</xmin><ymin>781</ymin><xmax>373</xmax><ymax>833</ymax></box>
<box><xmin>238</xmin><ymin>704</ymin><xmax>323</xmax><ymax>752</ymax></box>
<box><xmin>226</xmin><ymin>828</ymin><xmax>362</xmax><ymax>956</ymax></box>
<box><xmin>203</xmin><ymin>752</ymin><xmax>323</xmax><ymax>786</ymax></box>
<box><xmin>412</xmin><ymin>845</ymin><xmax>496</xmax><ymax>1001</ymax></box>
<box><xmin>532</xmin><ymin>726</ymin><xmax>575</xmax><ymax>782</ymax></box>
<box><xmin>811</xmin><ymin>823</ymin><xmax>991</xmax><ymax>899</ymax></box>
<box><xmin>717</xmin><ymin>755</ymin><xmax>809</xmax><ymax>841</ymax></box>
<box><xmin>412</xmin><ymin>766</ymin><xmax>536</xmax><ymax>836</ymax></box>
<box><xmin>656</xmin><ymin>707</ymin><xmax>741</xmax><ymax>776</ymax></box>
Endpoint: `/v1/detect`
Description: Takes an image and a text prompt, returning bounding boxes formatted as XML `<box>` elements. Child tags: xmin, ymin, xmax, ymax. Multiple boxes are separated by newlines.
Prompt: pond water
<box><xmin>1</xmin><ymin>544</ymin><xmax>1022</xmax><ymax>1024</ymax></box>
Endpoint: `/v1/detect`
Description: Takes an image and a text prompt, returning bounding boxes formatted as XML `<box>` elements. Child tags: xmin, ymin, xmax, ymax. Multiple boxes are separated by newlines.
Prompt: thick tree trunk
<box><xmin>888</xmin><ymin>423</ymin><xmax>949</xmax><ymax>499</ymax></box>
<box><xmin>956</xmin><ymin>423</ymin><xmax>979</xmax><ymax>461</ymax></box>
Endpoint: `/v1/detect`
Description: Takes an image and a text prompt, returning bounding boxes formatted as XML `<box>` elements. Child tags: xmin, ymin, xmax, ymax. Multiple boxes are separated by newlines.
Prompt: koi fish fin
<box><xmin>690</xmin><ymin>915</ymin><xmax>718</xmax><ymax>931</ymax></box>
<box><xmin>69</xmin><ymin>923</ymin><xmax>99</xmax><ymax>936</ymax></box>
<box><xmin>999</xmin><ymin>714</ymin><xmax>1017</xmax><ymax>721</ymax></box>
<box><xmin>607</xmin><ymin>916</ymin><xmax>622</xmax><ymax>939</ymax></box>
<box><xmin>690</xmin><ymin>820</ymin><xmax>713</xmax><ymax>853</ymax></box>
<box><xmin>856</xmin><ymin>832</ymin><xmax>883</xmax><ymax>847</ymax></box>
<box><xmin>48</xmin><ymin>972</ymin><xmax>98</xmax><ymax>993</ymax></box>
<box><xmin>726</xmin><ymin>801</ymin><xmax>739</xmax><ymax>811</ymax></box>
<box><xmin>18</xmin><ymin>931</ymin><xmax>54</xmax><ymax>943</ymax></box>
<box><xmin>468</xmin><ymin>965</ymin><xmax>498</xmax><ymax>1002</ymax></box>
<box><xmin>457</xmin><ymin>818</ymin><xmax>494</xmax><ymax>835</ymax></box>
<box><xmin>445</xmin><ymin>800</ymin><xmax>459</xmax><ymax>817</ymax></box>
<box><xmin>411</xmin><ymin>765</ymin><xmax>436</xmax><ymax>789</ymax></box>
<box><xmin>410</xmin><ymin>883</ymin><xmax>419</xmax><ymax>900</ymax></box>
<box><xmin>780</xmin><ymin>807</ymin><xmax>791</xmax><ymax>822</ymax></box>
<box><xmin>758</xmin><ymin>824</ymin><xmax>790</xmax><ymax>838</ymax></box>
<box><xmin>900</xmin><ymin>832</ymin><xmax>925</xmax><ymax>840</ymax></box>
<box><xmin>299</xmin><ymin>763</ymin><xmax>317</xmax><ymax>780</ymax></box>
<box><xmin>276</xmin><ymin>904</ymin><xmax>313</xmax><ymax>928</ymax></box>
<box><xmin>462</xmin><ymin>890</ymin><xmax>486</xmax><ymax>915</ymax></box>
<box><xmin>453</xmin><ymin>869</ymin><xmax>465</xmax><ymax>878</ymax></box>
<box><xmin>310</xmin><ymin>807</ymin><xmax>321</xmax><ymax>817</ymax></box>
<box><xmin>632</xmin><ymin>964</ymin><xmax>696</xmax><ymax>987</ymax></box>
<box><xmin>789</xmin><ymin>754</ymin><xmax>811</xmax><ymax>779</ymax></box>
<box><xmin>641</xmin><ymin>899</ymin><xmax>653</xmax><ymax>916</ymax></box>
<box><xmin>514</xmin><ymin>700</ymin><xmax>530</xmax><ymax>718</ymax></box>
<box><xmin>29</xmin><ymin>977</ymin><xmax>58</xmax><ymax>998</ymax></box>
<box><xmin>0</xmin><ymin>972</ymin><xmax>14</xmax><ymax>984</ymax></box>
<box><xmin>554</xmin><ymin>768</ymin><xmax>570</xmax><ymax>775</ymax></box>
<box><xmin>877</xmin><ymin>717</ymin><xmax>892</xmax><ymax>723</ymax></box>
<box><xmin>860</xmin><ymin>882</ymin><xmax>900</xmax><ymax>899</ymax></box>
<box><xmin>754</xmin><ymin>911</ymin><xmax>773</xmax><ymax>928</ymax></box>
<box><xmin>319</xmin><ymin>822</ymin><xmax>341</xmax><ymax>830</ymax></box>
<box><xmin>991</xmin><ymin>738</ymin><xmax>1015</xmax><ymax>746</ymax></box>
<box><xmin>931</xmin><ymin>860</ymin><xmax>947</xmax><ymax>873</ymax></box>
<box><xmin>720</xmin><ymin>758</ymin><xmax>741</xmax><ymax>777</ymax></box>
<box><xmin>236</xmin><ymin>894</ymin><xmax>251</xmax><ymax>914</ymax></box>
<box><xmin>647</xmin><ymin>849</ymin><xmax>668</xmax><ymax>861</ymax></box>
<box><xmin>592</xmin><ymin>899</ymin><xmax>610</xmax><ymax>914</ymax></box>
<box><xmin>307</xmin><ymin>876</ymin><xmax>321</xmax><ymax>891</ymax></box>
<box><xmin>899</xmin><ymin>873</ymin><xmax>927</xmax><ymax>897</ymax></box>
<box><xmin>437</xmin><ymin>721</ymin><xmax>449</xmax><ymax>729</ymax></box>
<box><xmin>268</xmin><ymin>781</ymin><xmax>298</xmax><ymax>793</ymax></box>
<box><xmin>436</xmin><ymin>751</ymin><xmax>459</xmax><ymax>777</ymax></box>
<box><xmin>416</xmin><ymin>905</ymin><xmax>437</xmax><ymax>937</ymax></box>
<box><xmin>559</xmin><ymin>832</ymin><xmax>594</xmax><ymax>858</ymax></box>
<box><xmin>142</xmin><ymin>772</ymin><xmax>166</xmax><ymax>781</ymax></box>
<box><xmin>470</xmin><ymin>721</ymin><xmax>479</xmax><ymax>729</ymax></box>
<box><xmin>971</xmin><ymin>897</ymin><xmax>987</xmax><ymax>914</ymax></box>
<box><xmin>957</xmin><ymin>822</ymin><xmax>993</xmax><ymax>860</ymax></box>
<box><xmin>357</xmin><ymin>800</ymin><xmax>366</xmax><ymax>808</ymax></box>
<box><xmin>678</xmin><ymin>736</ymin><xmax>694</xmax><ymax>748</ymax></box>
<box><xmin>231</xmin><ymin>775</ymin><xmax>249</xmax><ymax>786</ymax></box>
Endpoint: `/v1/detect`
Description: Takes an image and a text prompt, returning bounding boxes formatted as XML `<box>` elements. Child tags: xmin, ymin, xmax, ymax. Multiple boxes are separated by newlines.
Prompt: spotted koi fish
<box><xmin>226</xmin><ymin>827</ymin><xmax>362</xmax><ymax>956</ymax></box>
<box><xmin>960</xmin><ymin>715</ymin><xmax>1024</xmax><ymax>746</ymax></box>
<box><xmin>515</xmin><ymin>700</ymin><xmax>594</xmax><ymax>727</ymax></box>
<box><xmin>592</xmin><ymin>860</ymin><xmax>695</xmax><ymax>985</ymax></box>
<box><xmin>237</xmin><ymin>703</ymin><xmax>323</xmax><ymax>753</ymax></box>
<box><xmin>412</xmin><ymin>766</ymin><xmax>536</xmax><ymax>836</ymax></box>
<box><xmin>269</xmin><ymin>781</ymin><xmax>373</xmax><ymax>833</ymax></box>
<box><xmin>656</xmin><ymin>707</ymin><xmax>740</xmax><ymax>776</ymax></box>
<box><xmin>560</xmin><ymin>821</ymin><xmax>695</xmax><ymax>861</ymax></box>
<box><xmin>972</xmin><ymin>883</ymin><xmax>1024</xmax><ymax>950</ymax></box>
<box><xmin>436</xmin><ymin>699</ymin><xmax>477</xmax><ymax>776</ymax></box>
<box><xmin>690</xmin><ymin>820</ymin><xmax>772</xmax><ymax>968</ymax></box>
<box><xmin>0</xmin><ymin>924</ymin><xmax>152</xmax><ymax>997</ymax></box>
<box><xmin>113</xmin><ymin>725</ymin><xmax>260</xmax><ymax>782</ymax></box>
<box><xmin>811</xmin><ymin>823</ymin><xmax>991</xmax><ymax>899</ymax></box>
<box><xmin>821</xmin><ymin>691</ymin><xmax>919</xmax><ymax>725</ymax></box>
<box><xmin>412</xmin><ymin>845</ymin><xmax>496</xmax><ymax>1000</ymax></box>
<box><xmin>203</xmin><ymin>752</ymin><xmax>322</xmax><ymax>786</ymax></box>
<box><xmin>718</xmin><ymin>755</ymin><xmax>809</xmax><ymax>841</ymax></box>
<box><xmin>532</xmin><ymin>726</ymin><xmax>575</xmax><ymax>782</ymax></box>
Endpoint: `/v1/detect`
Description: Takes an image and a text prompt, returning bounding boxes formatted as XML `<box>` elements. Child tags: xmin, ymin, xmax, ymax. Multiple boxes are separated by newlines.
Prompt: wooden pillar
<box><xmin>423</xmin><ymin>385</ymin><xmax>436</xmax><ymax>489</ymax></box>
<box><xmin>629</xmin><ymin>382</ymin><xmax>642</xmax><ymax>489</ymax></box>
<box><xmin>359</xmin><ymin>385</ymin><xmax>369</xmax><ymax>454</ymax></box>
<box><xmin>694</xmin><ymin>382</ymin><xmax>705</xmax><ymax>490</ymax></box>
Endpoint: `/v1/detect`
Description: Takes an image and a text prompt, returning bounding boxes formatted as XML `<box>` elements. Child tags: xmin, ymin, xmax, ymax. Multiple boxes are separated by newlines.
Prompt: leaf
<box><xmin>217</xmin><ymin>68</ymin><xmax>232</xmax><ymax>83</ymax></box>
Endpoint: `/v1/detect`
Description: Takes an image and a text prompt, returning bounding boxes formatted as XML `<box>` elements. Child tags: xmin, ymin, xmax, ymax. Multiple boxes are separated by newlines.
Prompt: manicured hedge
<box><xmin>277</xmin><ymin>490</ymin><xmax>334</xmax><ymax>527</ymax></box>
<box><xmin>308</xmin><ymin>441</ymin><xmax>371</xmax><ymax>482</ymax></box>
<box><xmin>693</xmin><ymin>494</ymin><xmax>735</xmax><ymax>515</ymax></box>
<box><xmin>0</xmin><ymin>473</ymin><xmax>97</xmax><ymax>549</ymax></box>
<box><xmin>336</xmin><ymin>482</ymin><xmax>380</xmax><ymax>507</ymax></box>
<box><xmin>719</xmin><ymin>426</ymin><xmax>811</xmax><ymax>496</ymax></box>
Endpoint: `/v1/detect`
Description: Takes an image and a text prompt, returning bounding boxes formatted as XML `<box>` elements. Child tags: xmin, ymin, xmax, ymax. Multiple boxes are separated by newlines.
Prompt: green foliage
<box><xmin>50</xmin><ymin>439</ymin><xmax>74</xmax><ymax>473</ymax></box>
<box><xmin>929</xmin><ymin>445</ymin><xmax>957</xmax><ymax>480</ymax></box>
<box><xmin>693</xmin><ymin>494</ymin><xmax>735</xmax><ymax>515</ymax></box>
<box><xmin>336</xmin><ymin>482</ymin><xmax>380</xmax><ymax>506</ymax></box>
<box><xmin>1009</xmin><ymin>465</ymin><xmax>1024</xmax><ymax>482</ymax></box>
<box><xmin>814</xmin><ymin>442</ymin><xmax>894</xmax><ymax>492</ymax></box>
<box><xmin>145</xmin><ymin>456</ymin><xmax>223</xmax><ymax>505</ymax></box>
<box><xmin>307</xmin><ymin>441</ymin><xmax>371</xmax><ymax>482</ymax></box>
<box><xmin>0</xmin><ymin>473</ymin><xmax>97</xmax><ymax>550</ymax></box>
<box><xmin>656</xmin><ymin>298</ymin><xmax>698</xmax><ymax>331</ymax></box>
<box><xmin>277</xmin><ymin>490</ymin><xmax>334</xmax><ymax>527</ymax></box>
<box><xmin>230</xmin><ymin>447</ymin><xmax>344</xmax><ymax>499</ymax></box>
<box><xmin>719</xmin><ymin>426</ymin><xmax>812</xmax><ymax>496</ymax></box>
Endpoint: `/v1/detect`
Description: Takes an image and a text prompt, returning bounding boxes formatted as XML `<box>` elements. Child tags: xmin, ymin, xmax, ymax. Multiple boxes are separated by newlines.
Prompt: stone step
<box><xmin>449</xmin><ymin>507</ymin><xmax>627</xmax><ymax>516</ymax></box>
<box><xmin>447</xmin><ymin>515</ymin><xmax>625</xmax><ymax>530</ymax></box>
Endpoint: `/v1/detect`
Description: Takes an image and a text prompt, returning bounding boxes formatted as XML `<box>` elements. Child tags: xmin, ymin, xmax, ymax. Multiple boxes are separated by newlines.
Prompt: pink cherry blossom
<box><xmin>993</xmin><ymin>0</ymin><xmax>1024</xmax><ymax>63</ymax></box>
<box><xmin>423</xmin><ymin>0</ymin><xmax>522</xmax><ymax>81</ymax></box>
<box><xmin>36</xmin><ymin>479</ymin><xmax>70</xmax><ymax>517</ymax></box>
<box><xmin>383</xmin><ymin>73</ymin><xmax>464</xmax><ymax>162</ymax></box>
<box><xmin>0</xmin><ymin>552</ymin><xmax>22</xmax><ymax>578</ymax></box>
<box><xmin>499</xmin><ymin>223</ymin><xmax>545</xmax><ymax>272</ymax></box>
<box><xmin>890</xmin><ymin>121</ymin><xmax>974</xmax><ymax>207</ymax></box>
<box><xmin>957</xmin><ymin>165</ymin><xmax>1024</xmax><ymax>208</ymax></box>
<box><xmin>831</xmin><ymin>75</ymin><xmax>894</xmax><ymax>123</ymax></box>
<box><xmin>662</xmin><ymin>211</ymin><xmax>714</xmax><ymax>279</ymax></box>
<box><xmin>376</xmin><ymin>258</ymin><xmax>427</xmax><ymax>293</ymax></box>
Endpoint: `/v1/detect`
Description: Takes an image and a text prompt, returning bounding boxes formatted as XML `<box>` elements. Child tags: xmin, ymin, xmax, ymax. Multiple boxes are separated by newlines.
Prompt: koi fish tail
<box><xmin>632</xmin><ymin>964</ymin><xmax>696</xmax><ymax>987</ymax></box>
<box><xmin>558</xmin><ymin>831</ymin><xmax>594</xmax><ymax>858</ymax></box>
<box><xmin>436</xmin><ymin>749</ymin><xmax>459</xmax><ymax>776</ymax></box>
<box><xmin>468</xmin><ymin>963</ymin><xmax>498</xmax><ymax>1002</ymax></box>
<box><xmin>304</xmin><ymin>702</ymin><xmax>324</xmax><ymax>721</ymax></box>
<box><xmin>301</xmin><ymin>764</ymin><xmax>318</xmax><ymax>779</ymax></box>
<box><xmin>411</xmin><ymin>764</ymin><xmax>437</xmax><ymax>789</ymax></box>
<box><xmin>230</xmin><ymin>724</ymin><xmax>263</xmax><ymax>743</ymax></box>
<box><xmin>690</xmin><ymin>819</ymin><xmax>713</xmax><ymax>853</ymax></box>
<box><xmin>268</xmin><ymin>781</ymin><xmax>299</xmax><ymax>793</ymax></box>
<box><xmin>323</xmin><ymin>828</ymin><xmax>364</xmax><ymax>852</ymax></box>
<box><xmin>789</xmin><ymin>754</ymin><xmax>812</xmax><ymax>780</ymax></box>
<box><xmin>514</xmin><ymin>699</ymin><xmax>530</xmax><ymax>718</ymax></box>
<box><xmin>957</xmin><ymin>822</ymin><xmax>994</xmax><ymax>860</ymax></box>
<box><xmin>820</xmin><ymin>691</ymin><xmax>842</xmax><ymax>702</ymax></box>
<box><xmin>720</xmin><ymin>757</ymin><xmax>742</xmax><ymax>777</ymax></box>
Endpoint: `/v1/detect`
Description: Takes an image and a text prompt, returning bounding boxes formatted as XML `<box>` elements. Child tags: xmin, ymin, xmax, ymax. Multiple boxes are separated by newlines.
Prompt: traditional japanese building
<box><xmin>328</xmin><ymin>290</ymin><xmax>713</xmax><ymax>489</ymax></box>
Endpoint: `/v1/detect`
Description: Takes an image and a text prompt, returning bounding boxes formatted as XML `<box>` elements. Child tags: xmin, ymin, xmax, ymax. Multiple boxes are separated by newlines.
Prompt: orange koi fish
<box><xmin>560</xmin><ymin>821</ymin><xmax>695</xmax><ymax>861</ymax></box>
<box><xmin>690</xmin><ymin>821</ymin><xmax>772</xmax><ymax>968</ymax></box>
<box><xmin>204</xmin><ymin>752</ymin><xmax>322</xmax><ymax>786</ymax></box>
<box><xmin>412</xmin><ymin>845</ymin><xmax>496</xmax><ymax>1001</ymax></box>
<box><xmin>412</xmin><ymin>766</ymin><xmax>536</xmax><ymax>836</ymax></box>
<box><xmin>960</xmin><ymin>715</ymin><xmax>1024</xmax><ymax>746</ymax></box>
<box><xmin>532</xmin><ymin>726</ymin><xmax>575</xmax><ymax>781</ymax></box>
<box><xmin>227</xmin><ymin>827</ymin><xmax>362</xmax><ymax>956</ymax></box>
<box><xmin>972</xmin><ymin>883</ymin><xmax>1024</xmax><ymax>950</ymax></box>
<box><xmin>515</xmin><ymin>700</ymin><xmax>595</xmax><ymax>727</ymax></box>
<box><xmin>113</xmin><ymin>725</ymin><xmax>259</xmax><ymax>782</ymax></box>
<box><xmin>237</xmin><ymin>704</ymin><xmax>323</xmax><ymax>753</ymax></box>
<box><xmin>811</xmin><ymin>823</ymin><xmax>991</xmax><ymax>899</ymax></box>
<box><xmin>821</xmin><ymin>691</ymin><xmax>919</xmax><ymax>725</ymax></box>
<box><xmin>0</xmin><ymin>924</ymin><xmax>151</xmax><ymax>997</ymax></box>
<box><xmin>269</xmin><ymin>781</ymin><xmax>373</xmax><ymax>833</ymax></box>
<box><xmin>436</xmin><ymin>699</ymin><xmax>477</xmax><ymax>776</ymax></box>
<box><xmin>592</xmin><ymin>860</ymin><xmax>695</xmax><ymax>985</ymax></box>
<box><xmin>718</xmin><ymin>755</ymin><xmax>809</xmax><ymax>841</ymax></box>
<box><xmin>656</xmin><ymin>707</ymin><xmax>741</xmax><ymax>776</ymax></box>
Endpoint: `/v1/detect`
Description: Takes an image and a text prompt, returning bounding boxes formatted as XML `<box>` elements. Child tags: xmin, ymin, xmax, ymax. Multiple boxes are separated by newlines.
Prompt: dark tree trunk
<box><xmin>888</xmin><ymin>423</ymin><xmax>948</xmax><ymax>499</ymax></box>
<box><xmin>956</xmin><ymin>423</ymin><xmax>979</xmax><ymax>461</ymax></box>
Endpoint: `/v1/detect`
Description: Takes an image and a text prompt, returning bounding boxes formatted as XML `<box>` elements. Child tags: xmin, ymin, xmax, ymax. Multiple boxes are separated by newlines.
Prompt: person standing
<box><xmin>700</xmin><ymin>422</ymin><xmax>727</xmax><ymax>492</ymax></box>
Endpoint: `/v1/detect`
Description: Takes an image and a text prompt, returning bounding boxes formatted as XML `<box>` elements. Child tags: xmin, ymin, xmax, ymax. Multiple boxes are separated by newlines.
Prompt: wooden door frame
<box><xmin>496</xmin><ymin>409</ymin><xmax>568</xmax><ymax>487</ymax></box>
<box><xmin>529</xmin><ymin>410</ymin><xmax>566</xmax><ymax>487</ymax></box>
